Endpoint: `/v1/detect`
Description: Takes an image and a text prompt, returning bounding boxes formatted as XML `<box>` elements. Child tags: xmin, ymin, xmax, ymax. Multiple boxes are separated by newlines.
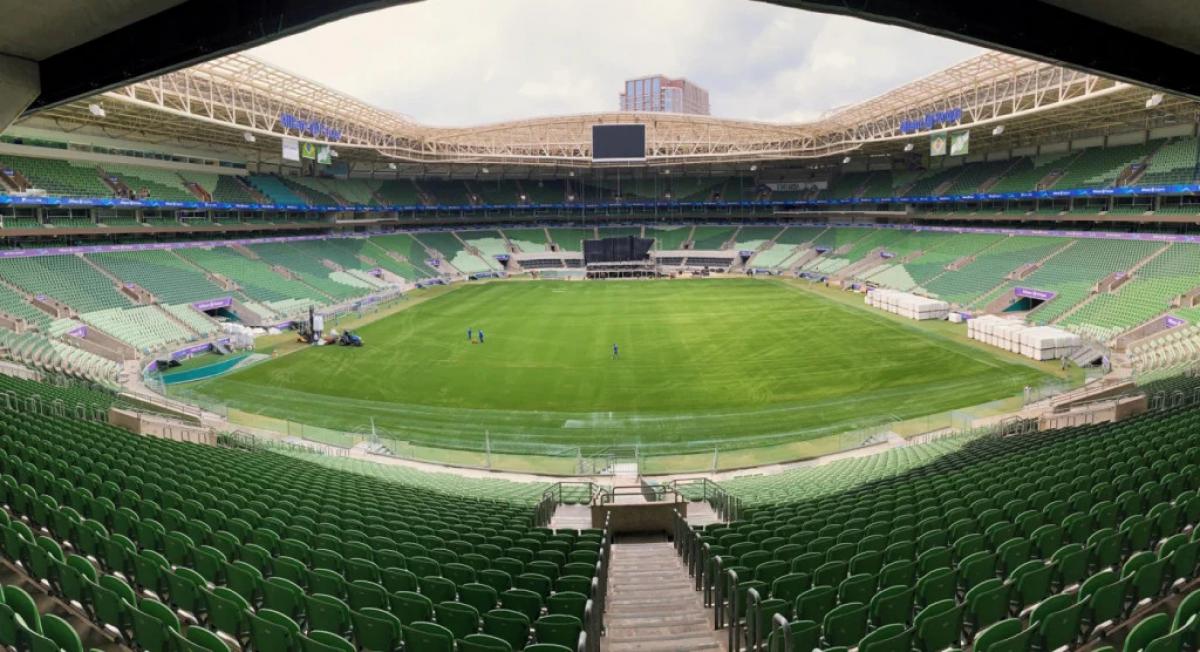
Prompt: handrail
<box><xmin>713</xmin><ymin>557</ymin><xmax>728</xmax><ymax>630</ymax></box>
<box><xmin>726</xmin><ymin>568</ymin><xmax>742</xmax><ymax>651</ymax></box>
<box><xmin>745</xmin><ymin>586</ymin><xmax>764</xmax><ymax>652</ymax></box>
<box><xmin>770</xmin><ymin>612</ymin><xmax>793</xmax><ymax>652</ymax></box>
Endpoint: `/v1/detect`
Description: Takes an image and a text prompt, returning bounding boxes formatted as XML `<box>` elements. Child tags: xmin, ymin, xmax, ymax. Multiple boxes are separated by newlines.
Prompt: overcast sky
<box><xmin>249</xmin><ymin>0</ymin><xmax>982</xmax><ymax>126</ymax></box>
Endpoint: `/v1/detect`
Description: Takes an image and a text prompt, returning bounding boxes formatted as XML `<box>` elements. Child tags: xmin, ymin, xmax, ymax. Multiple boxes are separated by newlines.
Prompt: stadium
<box><xmin>3</xmin><ymin>1</ymin><xmax>1200</xmax><ymax>651</ymax></box>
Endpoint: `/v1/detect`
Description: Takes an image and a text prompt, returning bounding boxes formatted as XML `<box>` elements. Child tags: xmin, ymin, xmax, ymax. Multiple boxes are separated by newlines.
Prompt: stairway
<box><xmin>602</xmin><ymin>536</ymin><xmax>724</xmax><ymax>652</ymax></box>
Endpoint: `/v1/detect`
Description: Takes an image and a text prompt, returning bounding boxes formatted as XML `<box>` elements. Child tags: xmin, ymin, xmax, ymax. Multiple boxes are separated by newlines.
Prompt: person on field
<box><xmin>467</xmin><ymin>328</ymin><xmax>472</xmax><ymax>342</ymax></box>
<box><xmin>478</xmin><ymin>330</ymin><xmax>485</xmax><ymax>344</ymax></box>
<box><xmin>612</xmin><ymin>343</ymin><xmax>619</xmax><ymax>359</ymax></box>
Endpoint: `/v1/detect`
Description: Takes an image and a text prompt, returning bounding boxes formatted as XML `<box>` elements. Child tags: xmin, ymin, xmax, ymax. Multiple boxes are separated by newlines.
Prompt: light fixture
<box><xmin>329</xmin><ymin>149</ymin><xmax>339</xmax><ymax>158</ymax></box>
<box><xmin>903</xmin><ymin>143</ymin><xmax>914</xmax><ymax>152</ymax></box>
<box><xmin>568</xmin><ymin>194</ymin><xmax>576</xmax><ymax>201</ymax></box>
<box><xmin>568</xmin><ymin>171</ymin><xmax>575</xmax><ymax>177</ymax></box>
<box><xmin>842</xmin><ymin>156</ymin><xmax>851</xmax><ymax>164</ymax></box>
<box><xmin>992</xmin><ymin>125</ymin><xmax>1005</xmax><ymax>136</ymax></box>
<box><xmin>520</xmin><ymin>194</ymin><xmax>527</xmax><ymax>201</ymax></box>
<box><xmin>481</xmin><ymin>167</ymin><xmax>489</xmax><ymax>174</ymax></box>
<box><xmin>749</xmin><ymin>164</ymin><xmax>758</xmax><ymax>172</ymax></box>
<box><xmin>388</xmin><ymin>163</ymin><xmax>397</xmax><ymax>170</ymax></box>
<box><xmin>664</xmin><ymin>169</ymin><xmax>671</xmax><ymax>175</ymax></box>
<box><xmin>1146</xmin><ymin>93</ymin><xmax>1164</xmax><ymax>108</ymax></box>
<box><xmin>242</xmin><ymin>132</ymin><xmax>256</xmax><ymax>143</ymax></box>
<box><xmin>88</xmin><ymin>104</ymin><xmax>106</xmax><ymax>118</ymax></box>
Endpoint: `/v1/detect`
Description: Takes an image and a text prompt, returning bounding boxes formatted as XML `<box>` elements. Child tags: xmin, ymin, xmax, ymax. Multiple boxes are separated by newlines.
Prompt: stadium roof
<box><xmin>18</xmin><ymin>49</ymin><xmax>1199</xmax><ymax>173</ymax></box>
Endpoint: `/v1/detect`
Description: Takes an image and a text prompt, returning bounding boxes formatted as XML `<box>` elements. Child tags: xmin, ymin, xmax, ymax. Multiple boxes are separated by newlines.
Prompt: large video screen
<box><xmin>592</xmin><ymin>124</ymin><xmax>646</xmax><ymax>161</ymax></box>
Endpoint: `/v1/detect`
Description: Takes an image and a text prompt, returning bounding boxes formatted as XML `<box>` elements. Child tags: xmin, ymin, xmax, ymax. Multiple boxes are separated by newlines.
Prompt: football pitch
<box><xmin>187</xmin><ymin>279</ymin><xmax>1049</xmax><ymax>454</ymax></box>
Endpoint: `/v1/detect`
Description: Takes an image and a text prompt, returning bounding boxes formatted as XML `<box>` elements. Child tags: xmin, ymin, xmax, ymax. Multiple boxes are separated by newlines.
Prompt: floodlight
<box><xmin>242</xmin><ymin>132</ymin><xmax>256</xmax><ymax>143</ymax></box>
<box><xmin>903</xmin><ymin>143</ymin><xmax>914</xmax><ymax>152</ymax></box>
<box><xmin>1146</xmin><ymin>93</ymin><xmax>1164</xmax><ymax>108</ymax></box>
<box><xmin>88</xmin><ymin>104</ymin><xmax>106</xmax><ymax>118</ymax></box>
<box><xmin>992</xmin><ymin>125</ymin><xmax>1005</xmax><ymax>136</ymax></box>
<box><xmin>842</xmin><ymin>156</ymin><xmax>851</xmax><ymax>164</ymax></box>
<box><xmin>388</xmin><ymin>163</ymin><xmax>397</xmax><ymax>170</ymax></box>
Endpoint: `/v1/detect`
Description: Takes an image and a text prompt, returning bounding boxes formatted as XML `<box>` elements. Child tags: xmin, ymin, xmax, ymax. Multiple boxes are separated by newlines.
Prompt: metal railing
<box><xmin>669</xmin><ymin>477</ymin><xmax>741</xmax><ymax>521</ymax></box>
<box><xmin>534</xmin><ymin>481</ymin><xmax>602</xmax><ymax>527</ymax></box>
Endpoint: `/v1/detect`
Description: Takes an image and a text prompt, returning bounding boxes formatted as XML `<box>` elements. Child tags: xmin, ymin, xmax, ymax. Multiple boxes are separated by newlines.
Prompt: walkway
<box><xmin>602</xmin><ymin>535</ymin><xmax>725</xmax><ymax>652</ymax></box>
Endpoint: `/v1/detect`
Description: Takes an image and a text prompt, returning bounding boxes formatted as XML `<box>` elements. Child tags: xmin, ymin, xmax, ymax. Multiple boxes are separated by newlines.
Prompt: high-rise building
<box><xmin>619</xmin><ymin>75</ymin><xmax>710</xmax><ymax>116</ymax></box>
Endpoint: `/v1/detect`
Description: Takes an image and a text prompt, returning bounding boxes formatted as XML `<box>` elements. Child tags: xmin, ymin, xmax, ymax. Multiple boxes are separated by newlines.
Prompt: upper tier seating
<box><xmin>176</xmin><ymin>247</ymin><xmax>329</xmax><ymax>305</ymax></box>
<box><xmin>1052</xmin><ymin>142</ymin><xmax>1156</xmax><ymax>190</ymax></box>
<box><xmin>375</xmin><ymin>179</ymin><xmax>425</xmax><ymax>205</ymax></box>
<box><xmin>1138</xmin><ymin>137</ymin><xmax>1200</xmax><ymax>186</ymax></box>
<box><xmin>987</xmin><ymin>153</ymin><xmax>1075</xmax><ymax>194</ymax></box>
<box><xmin>0</xmin><ymin>155</ymin><xmax>113</xmax><ymax>197</ymax></box>
<box><xmin>247</xmin><ymin>175</ymin><xmax>307</xmax><ymax>205</ymax></box>
<box><xmin>102</xmin><ymin>164</ymin><xmax>195</xmax><ymax>202</ymax></box>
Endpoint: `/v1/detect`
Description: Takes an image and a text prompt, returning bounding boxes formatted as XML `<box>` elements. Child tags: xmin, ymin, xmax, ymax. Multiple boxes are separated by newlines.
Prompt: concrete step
<box><xmin>601</xmin><ymin>540</ymin><xmax>725</xmax><ymax>652</ymax></box>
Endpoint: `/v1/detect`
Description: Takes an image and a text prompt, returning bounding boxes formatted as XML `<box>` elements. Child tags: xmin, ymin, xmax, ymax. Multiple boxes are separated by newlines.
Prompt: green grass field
<box><xmin>186</xmin><ymin>279</ymin><xmax>1049</xmax><ymax>454</ymax></box>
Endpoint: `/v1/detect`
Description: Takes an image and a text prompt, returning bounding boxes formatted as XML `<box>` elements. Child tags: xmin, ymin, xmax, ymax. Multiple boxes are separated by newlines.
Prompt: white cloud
<box><xmin>248</xmin><ymin>0</ymin><xmax>982</xmax><ymax>126</ymax></box>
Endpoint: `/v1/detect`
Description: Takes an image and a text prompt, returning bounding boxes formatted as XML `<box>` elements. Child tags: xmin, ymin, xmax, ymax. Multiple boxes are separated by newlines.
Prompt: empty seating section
<box><xmin>1139</xmin><ymin>138</ymin><xmax>1200</xmax><ymax>186</ymax></box>
<box><xmin>368</xmin><ymin>235</ymin><xmax>441</xmax><ymax>277</ymax></box>
<box><xmin>80</xmin><ymin>305</ymin><xmax>192</xmax><ymax>351</ymax></box>
<box><xmin>1019</xmin><ymin>239</ymin><xmax>1160</xmax><ymax>325</ymax></box>
<box><xmin>176</xmin><ymin>247</ymin><xmax>328</xmax><ymax>305</ymax></box>
<box><xmin>942</xmin><ymin>160</ymin><xmax>1012</xmax><ymax>196</ymax></box>
<box><xmin>546</xmin><ymin>229</ymin><xmax>595</xmax><ymax>252</ymax></box>
<box><xmin>164</xmin><ymin>303</ymin><xmax>220</xmax><ymax>337</ymax></box>
<box><xmin>247</xmin><ymin>243</ymin><xmax>370</xmax><ymax>300</ymax></box>
<box><xmin>247</xmin><ymin>175</ymin><xmax>307</xmax><ymax>205</ymax></box>
<box><xmin>820</xmin><ymin>172</ymin><xmax>874</xmax><ymax>200</ymax></box>
<box><xmin>460</xmin><ymin>230</ymin><xmax>512</xmax><ymax>263</ymax></box>
<box><xmin>0</xmin><ymin>378</ymin><xmax>603</xmax><ymax>652</ymax></box>
<box><xmin>280</xmin><ymin>176</ymin><xmax>340</xmax><ymax>206</ymax></box>
<box><xmin>102</xmin><ymin>164</ymin><xmax>195</xmax><ymax>201</ymax></box>
<box><xmin>416</xmin><ymin>232</ymin><xmax>495</xmax><ymax>274</ymax></box>
<box><xmin>734</xmin><ymin>227</ymin><xmax>783</xmax><ymax>251</ymax></box>
<box><xmin>212</xmin><ymin>176</ymin><xmax>258</xmax><ymax>203</ymax></box>
<box><xmin>690</xmin><ymin>227</ymin><xmax>736</xmax><ymax>250</ymax></box>
<box><xmin>375</xmin><ymin>179</ymin><xmax>425</xmax><ymax>205</ymax></box>
<box><xmin>748</xmin><ymin>245</ymin><xmax>799</xmax><ymax>270</ymax></box>
<box><xmin>505</xmin><ymin>228</ymin><xmax>549</xmax><ymax>253</ymax></box>
<box><xmin>648</xmin><ymin>226</ymin><xmax>692</xmax><ymax>250</ymax></box>
<box><xmin>858</xmin><ymin>172</ymin><xmax>896</xmax><ymax>199</ymax></box>
<box><xmin>904</xmin><ymin>166</ymin><xmax>963</xmax><ymax>197</ymax></box>
<box><xmin>897</xmin><ymin>234</ymin><xmax>1005</xmax><ymax>289</ymax></box>
<box><xmin>523</xmin><ymin>180</ymin><xmax>565</xmax><ymax>204</ymax></box>
<box><xmin>475</xmin><ymin>180</ymin><xmax>522</xmax><ymax>205</ymax></box>
<box><xmin>670</xmin><ymin>177</ymin><xmax>723</xmax><ymax>201</ymax></box>
<box><xmin>925</xmin><ymin>237</ymin><xmax>1066</xmax><ymax>306</ymax></box>
<box><xmin>0</xmin><ymin>155</ymin><xmax>112</xmax><ymax>197</ymax></box>
<box><xmin>1062</xmin><ymin>244</ymin><xmax>1200</xmax><ymax>341</ymax></box>
<box><xmin>90</xmin><ymin>251</ymin><xmax>227</xmax><ymax>305</ymax></box>
<box><xmin>1052</xmin><ymin>142</ymin><xmax>1155</xmax><ymax>189</ymax></box>
<box><xmin>421</xmin><ymin>180</ymin><xmax>472</xmax><ymax>205</ymax></box>
<box><xmin>597</xmin><ymin>227</ymin><xmax>641</xmax><ymax>240</ymax></box>
<box><xmin>987</xmin><ymin>153</ymin><xmax>1074</xmax><ymax>193</ymax></box>
<box><xmin>0</xmin><ymin>255</ymin><xmax>129</xmax><ymax>313</ymax></box>
<box><xmin>691</xmin><ymin>405</ymin><xmax>1200</xmax><ymax>652</ymax></box>
<box><xmin>325</xmin><ymin>178</ymin><xmax>381</xmax><ymax>206</ymax></box>
<box><xmin>0</xmin><ymin>284</ymin><xmax>50</xmax><ymax>329</ymax></box>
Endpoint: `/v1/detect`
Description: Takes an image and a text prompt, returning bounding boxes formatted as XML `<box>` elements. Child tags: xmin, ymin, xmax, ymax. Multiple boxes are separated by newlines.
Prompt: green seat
<box><xmin>185</xmin><ymin>620</ymin><xmax>235</xmax><ymax>651</ymax></box>
<box><xmin>390</xmin><ymin>590</ymin><xmax>434</xmax><ymax>626</ymax></box>
<box><xmin>206</xmin><ymin>586</ymin><xmax>250</xmax><ymax>643</ymax></box>
<box><xmin>351</xmin><ymin>606</ymin><xmax>402</xmax><ymax>652</ymax></box>
<box><xmin>974</xmin><ymin>619</ymin><xmax>1024</xmax><ymax>652</ymax></box>
<box><xmin>483</xmin><ymin>609</ymin><xmax>530</xmax><ymax>651</ymax></box>
<box><xmin>299</xmin><ymin>631</ymin><xmax>355</xmax><ymax>652</ymax></box>
<box><xmin>915</xmin><ymin>567</ymin><xmax>956</xmax><ymax>608</ymax></box>
<box><xmin>913</xmin><ymin>599</ymin><xmax>962</xmax><ymax>652</ymax></box>
<box><xmin>131</xmin><ymin>598</ymin><xmax>180</xmax><ymax>652</ymax></box>
<box><xmin>822</xmin><ymin>602</ymin><xmax>868</xmax><ymax>648</ymax></box>
<box><xmin>403</xmin><ymin>620</ymin><xmax>455</xmax><ymax>652</ymax></box>
<box><xmin>1125</xmin><ymin>613</ymin><xmax>1171</xmax><ymax>652</ymax></box>
<box><xmin>249</xmin><ymin>608</ymin><xmax>302</xmax><ymax>652</ymax></box>
<box><xmin>794</xmin><ymin>585</ymin><xmax>836</xmax><ymax>623</ymax></box>
<box><xmin>869</xmin><ymin>584</ymin><xmax>914</xmax><ymax>627</ymax></box>
<box><xmin>501</xmin><ymin>588</ymin><xmax>543</xmax><ymax>624</ymax></box>
<box><xmin>347</xmin><ymin>580</ymin><xmax>389</xmax><ymax>611</ymax></box>
<box><xmin>524</xmin><ymin>645</ymin><xmax>572</xmax><ymax>652</ymax></box>
<box><xmin>1029</xmin><ymin>594</ymin><xmax>1083</xmax><ymax>652</ymax></box>
<box><xmin>859</xmin><ymin>623</ymin><xmax>912</xmax><ymax>652</ymax></box>
<box><xmin>459</xmin><ymin>632</ymin><xmax>515</xmax><ymax>652</ymax></box>
<box><xmin>436</xmin><ymin>601</ymin><xmax>481</xmax><ymax>639</ymax></box>
<box><xmin>964</xmin><ymin>579</ymin><xmax>1008</xmax><ymax>637</ymax></box>
<box><xmin>262</xmin><ymin>576</ymin><xmax>307</xmax><ymax>621</ymax></box>
<box><xmin>534</xmin><ymin>614</ymin><xmax>581</xmax><ymax>649</ymax></box>
<box><xmin>306</xmin><ymin>593</ymin><xmax>352</xmax><ymax>636</ymax></box>
<box><xmin>40</xmin><ymin>614</ymin><xmax>84</xmax><ymax>652</ymax></box>
<box><xmin>767</xmin><ymin>619</ymin><xmax>819</xmax><ymax>652</ymax></box>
